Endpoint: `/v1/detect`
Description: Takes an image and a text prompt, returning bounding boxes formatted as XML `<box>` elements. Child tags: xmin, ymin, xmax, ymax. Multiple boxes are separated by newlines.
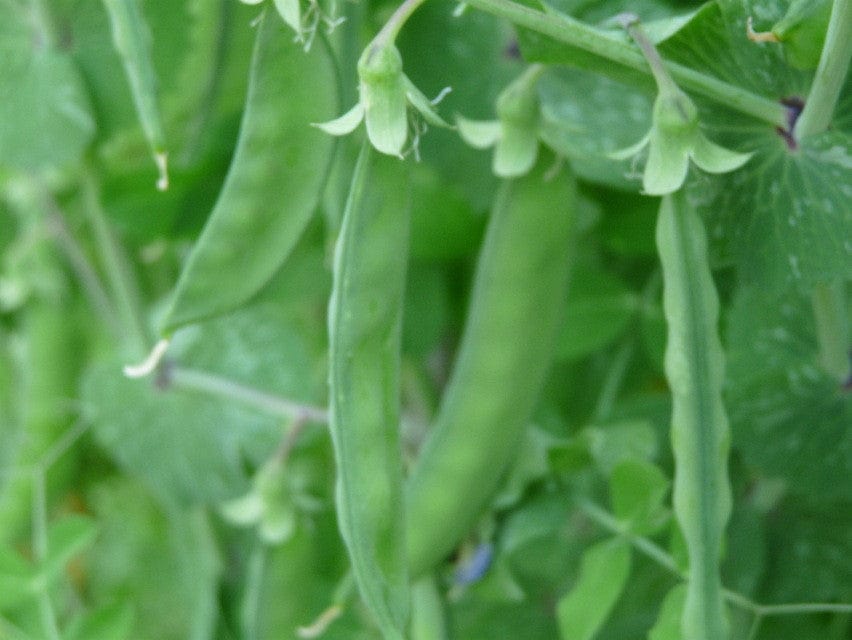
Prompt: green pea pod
<box><xmin>159</xmin><ymin>10</ymin><xmax>337</xmax><ymax>335</ymax></box>
<box><xmin>405</xmin><ymin>158</ymin><xmax>575</xmax><ymax>578</ymax></box>
<box><xmin>102</xmin><ymin>0</ymin><xmax>169</xmax><ymax>188</ymax></box>
<box><xmin>656</xmin><ymin>192</ymin><xmax>731</xmax><ymax>640</ymax></box>
<box><xmin>328</xmin><ymin>143</ymin><xmax>410</xmax><ymax>639</ymax></box>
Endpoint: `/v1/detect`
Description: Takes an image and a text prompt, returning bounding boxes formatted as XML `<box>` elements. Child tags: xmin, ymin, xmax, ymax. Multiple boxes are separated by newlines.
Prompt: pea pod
<box><xmin>656</xmin><ymin>192</ymin><xmax>731</xmax><ymax>640</ymax></box>
<box><xmin>328</xmin><ymin>143</ymin><xmax>410</xmax><ymax>638</ymax></box>
<box><xmin>159</xmin><ymin>10</ymin><xmax>337</xmax><ymax>335</ymax></box>
<box><xmin>405</xmin><ymin>158</ymin><xmax>575</xmax><ymax>578</ymax></box>
<box><xmin>102</xmin><ymin>0</ymin><xmax>169</xmax><ymax>188</ymax></box>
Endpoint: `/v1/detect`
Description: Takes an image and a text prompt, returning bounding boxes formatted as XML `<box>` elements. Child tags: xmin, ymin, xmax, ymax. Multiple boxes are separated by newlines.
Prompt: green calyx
<box><xmin>458</xmin><ymin>64</ymin><xmax>545</xmax><ymax>177</ymax></box>
<box><xmin>314</xmin><ymin>42</ymin><xmax>449</xmax><ymax>157</ymax></box>
<box><xmin>611</xmin><ymin>20</ymin><xmax>752</xmax><ymax>195</ymax></box>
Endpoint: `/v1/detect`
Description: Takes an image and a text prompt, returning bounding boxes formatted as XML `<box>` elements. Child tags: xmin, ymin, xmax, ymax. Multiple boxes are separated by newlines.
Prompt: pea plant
<box><xmin>0</xmin><ymin>0</ymin><xmax>849</xmax><ymax>638</ymax></box>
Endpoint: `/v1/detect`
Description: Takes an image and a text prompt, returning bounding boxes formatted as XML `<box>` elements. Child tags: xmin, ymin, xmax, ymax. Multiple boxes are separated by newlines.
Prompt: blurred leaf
<box><xmin>609</xmin><ymin>459</ymin><xmax>670</xmax><ymax>536</ymax></box>
<box><xmin>647</xmin><ymin>584</ymin><xmax>686</xmax><ymax>640</ymax></box>
<box><xmin>64</xmin><ymin>602</ymin><xmax>134</xmax><ymax>640</ymax></box>
<box><xmin>84</xmin><ymin>477</ymin><xmax>219</xmax><ymax>640</ymax></box>
<box><xmin>0</xmin><ymin>4</ymin><xmax>94</xmax><ymax>171</ymax></box>
<box><xmin>410</xmin><ymin>164</ymin><xmax>486</xmax><ymax>263</ymax></box>
<box><xmin>32</xmin><ymin>514</ymin><xmax>97</xmax><ymax>591</ymax></box>
<box><xmin>492</xmin><ymin>427</ymin><xmax>553</xmax><ymax>510</ymax></box>
<box><xmin>539</xmin><ymin>68</ymin><xmax>651</xmax><ymax>190</ymax></box>
<box><xmin>690</xmin><ymin>131</ymin><xmax>852</xmax><ymax>291</ymax></box>
<box><xmin>559</xmin><ymin>266</ymin><xmax>637</xmax><ymax>361</ymax></box>
<box><xmin>84</xmin><ymin>297</ymin><xmax>324</xmax><ymax>503</ymax></box>
<box><xmin>403</xmin><ymin>266</ymin><xmax>452</xmax><ymax>358</ymax></box>
<box><xmin>726</xmin><ymin>286</ymin><xmax>851</xmax><ymax>500</ymax></box>
<box><xmin>556</xmin><ymin>537</ymin><xmax>631</xmax><ymax>640</ymax></box>
<box><xmin>760</xmin><ymin>500</ymin><xmax>852</xmax><ymax>604</ymax></box>
<box><xmin>721</xmin><ymin>503</ymin><xmax>765</xmax><ymax>596</ymax></box>
<box><xmin>587</xmin><ymin>420</ymin><xmax>658</xmax><ymax>474</ymax></box>
<box><xmin>0</xmin><ymin>545</ymin><xmax>34</xmax><ymax>610</ymax></box>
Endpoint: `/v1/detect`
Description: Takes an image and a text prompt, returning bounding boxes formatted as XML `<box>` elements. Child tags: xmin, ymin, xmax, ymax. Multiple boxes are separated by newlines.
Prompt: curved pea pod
<box><xmin>328</xmin><ymin>143</ymin><xmax>410</xmax><ymax>639</ymax></box>
<box><xmin>405</xmin><ymin>158</ymin><xmax>575</xmax><ymax>578</ymax></box>
<box><xmin>656</xmin><ymin>192</ymin><xmax>731</xmax><ymax>640</ymax></box>
<box><xmin>102</xmin><ymin>0</ymin><xmax>169</xmax><ymax>189</ymax></box>
<box><xmin>159</xmin><ymin>10</ymin><xmax>337</xmax><ymax>335</ymax></box>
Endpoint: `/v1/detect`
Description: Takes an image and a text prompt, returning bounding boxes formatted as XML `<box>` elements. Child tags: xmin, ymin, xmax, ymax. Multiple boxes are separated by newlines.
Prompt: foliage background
<box><xmin>0</xmin><ymin>0</ymin><xmax>849</xmax><ymax>638</ymax></box>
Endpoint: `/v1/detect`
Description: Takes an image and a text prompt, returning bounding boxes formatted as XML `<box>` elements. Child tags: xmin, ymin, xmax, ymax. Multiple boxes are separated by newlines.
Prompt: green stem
<box><xmin>794</xmin><ymin>0</ymin><xmax>852</xmax><ymax>138</ymax></box>
<box><xmin>462</xmin><ymin>0</ymin><xmax>788</xmax><ymax>127</ymax></box>
<box><xmin>42</xmin><ymin>199</ymin><xmax>120</xmax><ymax>336</ymax></box>
<box><xmin>811</xmin><ymin>281</ymin><xmax>850</xmax><ymax>383</ymax></box>
<box><xmin>374</xmin><ymin>0</ymin><xmax>431</xmax><ymax>48</ymax></box>
<box><xmin>80</xmin><ymin>169</ymin><xmax>149</xmax><ymax>357</ymax></box>
<box><xmin>578</xmin><ymin>500</ymin><xmax>852</xmax><ymax>618</ymax></box>
<box><xmin>591</xmin><ymin>340</ymin><xmax>633</xmax><ymax>422</ymax></box>
<box><xmin>167</xmin><ymin>366</ymin><xmax>329</xmax><ymax>423</ymax></box>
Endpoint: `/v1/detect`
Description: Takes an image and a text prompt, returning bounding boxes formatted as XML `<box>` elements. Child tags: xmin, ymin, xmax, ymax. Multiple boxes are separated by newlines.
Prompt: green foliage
<box><xmin>0</xmin><ymin>0</ymin><xmax>849</xmax><ymax>638</ymax></box>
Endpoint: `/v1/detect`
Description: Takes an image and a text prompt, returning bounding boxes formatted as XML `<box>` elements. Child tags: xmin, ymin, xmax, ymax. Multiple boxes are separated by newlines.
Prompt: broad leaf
<box><xmin>647</xmin><ymin>584</ymin><xmax>686</xmax><ymax>640</ymax></box>
<box><xmin>726</xmin><ymin>286</ymin><xmax>851</xmax><ymax>500</ymax></box>
<box><xmin>556</xmin><ymin>537</ymin><xmax>631</xmax><ymax>640</ymax></box>
<box><xmin>609</xmin><ymin>459</ymin><xmax>670</xmax><ymax>536</ymax></box>
<box><xmin>0</xmin><ymin>3</ymin><xmax>95</xmax><ymax>170</ymax></box>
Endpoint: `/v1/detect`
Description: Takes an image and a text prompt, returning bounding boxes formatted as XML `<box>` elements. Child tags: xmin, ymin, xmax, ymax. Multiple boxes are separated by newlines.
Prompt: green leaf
<box><xmin>32</xmin><ymin>514</ymin><xmax>98</xmax><ymax>591</ymax></box>
<box><xmin>726</xmin><ymin>285</ymin><xmax>851</xmax><ymax>500</ymax></box>
<box><xmin>538</xmin><ymin>67</ymin><xmax>652</xmax><ymax>189</ymax></box>
<box><xmin>0</xmin><ymin>4</ymin><xmax>95</xmax><ymax>170</ymax></box>
<box><xmin>64</xmin><ymin>602</ymin><xmax>134</xmax><ymax>640</ymax></box>
<box><xmin>586</xmin><ymin>420</ymin><xmax>659</xmax><ymax>474</ymax></box>
<box><xmin>558</xmin><ymin>266</ymin><xmax>637</xmax><ymax>361</ymax></box>
<box><xmin>0</xmin><ymin>545</ymin><xmax>34</xmax><ymax>610</ymax></box>
<box><xmin>648</xmin><ymin>584</ymin><xmax>686</xmax><ymax>640</ymax></box>
<box><xmin>84</xmin><ymin>301</ymin><xmax>321</xmax><ymax>504</ymax></box>
<box><xmin>84</xmin><ymin>477</ymin><xmax>220</xmax><ymax>640</ymax></box>
<box><xmin>691</xmin><ymin>131</ymin><xmax>851</xmax><ymax>290</ymax></box>
<box><xmin>556</xmin><ymin>538</ymin><xmax>631</xmax><ymax>640</ymax></box>
<box><xmin>609</xmin><ymin>459</ymin><xmax>670</xmax><ymax>536</ymax></box>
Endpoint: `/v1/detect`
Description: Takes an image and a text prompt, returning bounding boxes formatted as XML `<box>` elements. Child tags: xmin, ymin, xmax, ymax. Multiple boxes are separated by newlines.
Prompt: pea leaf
<box><xmin>556</xmin><ymin>537</ymin><xmax>631</xmax><ymax>640</ymax></box>
<box><xmin>609</xmin><ymin>459</ymin><xmax>670</xmax><ymax>536</ymax></box>
<box><xmin>0</xmin><ymin>545</ymin><xmax>34</xmax><ymax>610</ymax></box>
<box><xmin>0</xmin><ymin>3</ymin><xmax>95</xmax><ymax>171</ymax></box>
<box><xmin>538</xmin><ymin>67</ymin><xmax>652</xmax><ymax>190</ymax></box>
<box><xmin>558</xmin><ymin>265</ymin><xmax>638</xmax><ymax>361</ymax></box>
<box><xmin>33</xmin><ymin>514</ymin><xmax>98</xmax><ymax>591</ymax></box>
<box><xmin>84</xmin><ymin>302</ymin><xmax>323</xmax><ymax>504</ymax></box>
<box><xmin>84</xmin><ymin>477</ymin><xmax>219</xmax><ymax>640</ymax></box>
<box><xmin>726</xmin><ymin>285</ymin><xmax>851</xmax><ymax>501</ymax></box>
<box><xmin>64</xmin><ymin>602</ymin><xmax>134</xmax><ymax>640</ymax></box>
<box><xmin>690</xmin><ymin>131</ymin><xmax>852</xmax><ymax>291</ymax></box>
<box><xmin>647</xmin><ymin>584</ymin><xmax>686</xmax><ymax>640</ymax></box>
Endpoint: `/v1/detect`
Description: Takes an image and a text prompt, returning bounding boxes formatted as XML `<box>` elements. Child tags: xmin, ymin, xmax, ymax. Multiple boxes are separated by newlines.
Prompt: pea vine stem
<box><xmin>794</xmin><ymin>0</ymin><xmax>852</xmax><ymax>139</ymax></box>
<box><xmin>578</xmin><ymin>500</ymin><xmax>852</xmax><ymax>618</ymax></box>
<box><xmin>460</xmin><ymin>0</ymin><xmax>788</xmax><ymax>127</ymax></box>
<box><xmin>166</xmin><ymin>366</ymin><xmax>329</xmax><ymax>424</ymax></box>
<box><xmin>80</xmin><ymin>168</ymin><xmax>149</xmax><ymax>358</ymax></box>
<box><xmin>374</xmin><ymin>0</ymin><xmax>430</xmax><ymax>49</ymax></box>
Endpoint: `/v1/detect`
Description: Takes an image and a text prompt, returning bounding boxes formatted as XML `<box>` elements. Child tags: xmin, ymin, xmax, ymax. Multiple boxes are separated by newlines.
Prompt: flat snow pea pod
<box><xmin>102</xmin><ymin>0</ymin><xmax>169</xmax><ymax>189</ymax></box>
<box><xmin>656</xmin><ymin>192</ymin><xmax>731</xmax><ymax>640</ymax></box>
<box><xmin>328</xmin><ymin>143</ymin><xmax>410</xmax><ymax>639</ymax></box>
<box><xmin>159</xmin><ymin>10</ymin><xmax>337</xmax><ymax>335</ymax></box>
<box><xmin>405</xmin><ymin>158</ymin><xmax>575</xmax><ymax>578</ymax></box>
